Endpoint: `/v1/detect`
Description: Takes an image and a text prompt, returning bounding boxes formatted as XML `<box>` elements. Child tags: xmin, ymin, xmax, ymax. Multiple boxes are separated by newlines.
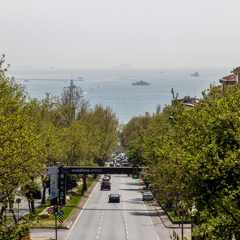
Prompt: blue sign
<box><xmin>59</xmin><ymin>210</ymin><xmax>64</xmax><ymax>216</ymax></box>
<box><xmin>60</xmin><ymin>201</ymin><xmax>63</xmax><ymax>206</ymax></box>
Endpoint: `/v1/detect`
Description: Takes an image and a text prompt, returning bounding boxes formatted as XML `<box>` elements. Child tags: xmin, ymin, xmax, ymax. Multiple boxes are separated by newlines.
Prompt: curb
<box><xmin>138</xmin><ymin>178</ymin><xmax>191</xmax><ymax>229</ymax></box>
<box><xmin>30</xmin><ymin>176</ymin><xmax>100</xmax><ymax>231</ymax></box>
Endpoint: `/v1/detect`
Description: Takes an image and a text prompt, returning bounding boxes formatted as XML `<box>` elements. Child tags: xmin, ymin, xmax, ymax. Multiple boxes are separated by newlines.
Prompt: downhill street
<box><xmin>31</xmin><ymin>174</ymin><xmax>189</xmax><ymax>240</ymax></box>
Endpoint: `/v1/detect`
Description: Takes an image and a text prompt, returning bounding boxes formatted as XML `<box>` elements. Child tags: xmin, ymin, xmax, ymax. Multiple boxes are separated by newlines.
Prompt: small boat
<box><xmin>191</xmin><ymin>72</ymin><xmax>199</xmax><ymax>77</ymax></box>
<box><xmin>78</xmin><ymin>77</ymin><xmax>84</xmax><ymax>81</ymax></box>
<box><xmin>24</xmin><ymin>79</ymin><xmax>29</xmax><ymax>82</ymax></box>
<box><xmin>132</xmin><ymin>80</ymin><xmax>150</xmax><ymax>85</ymax></box>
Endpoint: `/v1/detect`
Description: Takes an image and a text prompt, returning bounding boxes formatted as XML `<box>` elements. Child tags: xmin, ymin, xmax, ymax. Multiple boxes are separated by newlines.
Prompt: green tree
<box><xmin>21</xmin><ymin>182</ymin><xmax>41</xmax><ymax>214</ymax></box>
<box><xmin>140</xmin><ymin>85</ymin><xmax>240</xmax><ymax>239</ymax></box>
<box><xmin>0</xmin><ymin>55</ymin><xmax>47</xmax><ymax>238</ymax></box>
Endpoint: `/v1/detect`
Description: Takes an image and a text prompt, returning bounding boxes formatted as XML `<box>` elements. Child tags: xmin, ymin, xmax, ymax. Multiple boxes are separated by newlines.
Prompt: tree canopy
<box><xmin>0</xmin><ymin>55</ymin><xmax>120</xmax><ymax>238</ymax></box>
<box><xmin>122</xmin><ymin>86</ymin><xmax>240</xmax><ymax>239</ymax></box>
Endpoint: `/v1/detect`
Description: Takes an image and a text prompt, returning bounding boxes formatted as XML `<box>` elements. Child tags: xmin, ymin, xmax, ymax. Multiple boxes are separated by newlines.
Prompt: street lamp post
<box><xmin>16</xmin><ymin>198</ymin><xmax>21</xmax><ymax>221</ymax></box>
<box><xmin>191</xmin><ymin>215</ymin><xmax>195</xmax><ymax>240</ymax></box>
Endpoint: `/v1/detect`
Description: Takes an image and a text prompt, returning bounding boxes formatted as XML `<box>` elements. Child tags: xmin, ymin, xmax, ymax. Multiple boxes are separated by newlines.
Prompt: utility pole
<box><xmin>182</xmin><ymin>216</ymin><xmax>183</xmax><ymax>240</ymax></box>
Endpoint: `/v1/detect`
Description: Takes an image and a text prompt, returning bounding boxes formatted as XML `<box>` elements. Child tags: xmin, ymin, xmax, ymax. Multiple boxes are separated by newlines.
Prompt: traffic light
<box><xmin>179</xmin><ymin>210</ymin><xmax>183</xmax><ymax>219</ymax></box>
<box><xmin>179</xmin><ymin>205</ymin><xmax>183</xmax><ymax>219</ymax></box>
<box><xmin>54</xmin><ymin>205</ymin><xmax>58</xmax><ymax>216</ymax></box>
<box><xmin>132</xmin><ymin>167</ymin><xmax>138</xmax><ymax>179</ymax></box>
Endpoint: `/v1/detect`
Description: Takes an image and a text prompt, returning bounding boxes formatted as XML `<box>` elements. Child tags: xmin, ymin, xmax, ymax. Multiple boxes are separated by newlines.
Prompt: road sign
<box><xmin>58</xmin><ymin>215</ymin><xmax>64</xmax><ymax>223</ymax></box>
<box><xmin>60</xmin><ymin>201</ymin><xmax>63</xmax><ymax>206</ymax></box>
<box><xmin>47</xmin><ymin>207</ymin><xmax>54</xmax><ymax>214</ymax></box>
<box><xmin>59</xmin><ymin>210</ymin><xmax>64</xmax><ymax>216</ymax></box>
<box><xmin>60</xmin><ymin>196</ymin><xmax>63</xmax><ymax>200</ymax></box>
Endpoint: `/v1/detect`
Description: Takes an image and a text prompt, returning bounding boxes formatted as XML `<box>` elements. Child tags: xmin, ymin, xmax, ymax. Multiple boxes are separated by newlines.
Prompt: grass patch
<box><xmin>29</xmin><ymin>176</ymin><xmax>95</xmax><ymax>227</ymax></box>
<box><xmin>163</xmin><ymin>207</ymin><xmax>190</xmax><ymax>222</ymax></box>
<box><xmin>166</xmin><ymin>208</ymin><xmax>182</xmax><ymax>221</ymax></box>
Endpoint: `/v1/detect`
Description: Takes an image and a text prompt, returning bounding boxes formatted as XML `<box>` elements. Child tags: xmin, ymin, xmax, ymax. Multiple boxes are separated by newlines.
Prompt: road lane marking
<box><xmin>143</xmin><ymin>199</ymin><xmax>160</xmax><ymax>240</ymax></box>
<box><xmin>65</xmin><ymin>177</ymin><xmax>100</xmax><ymax>240</ymax></box>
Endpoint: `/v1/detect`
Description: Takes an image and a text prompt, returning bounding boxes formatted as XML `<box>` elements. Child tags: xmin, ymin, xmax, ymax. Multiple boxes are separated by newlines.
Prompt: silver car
<box><xmin>143</xmin><ymin>192</ymin><xmax>154</xmax><ymax>201</ymax></box>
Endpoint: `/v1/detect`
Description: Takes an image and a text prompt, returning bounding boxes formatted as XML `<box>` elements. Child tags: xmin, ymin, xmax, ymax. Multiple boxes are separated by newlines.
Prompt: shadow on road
<box><xmin>119</xmin><ymin>188</ymin><xmax>139</xmax><ymax>191</ymax></box>
<box><xmin>130</xmin><ymin>211</ymin><xmax>159</xmax><ymax>217</ymax></box>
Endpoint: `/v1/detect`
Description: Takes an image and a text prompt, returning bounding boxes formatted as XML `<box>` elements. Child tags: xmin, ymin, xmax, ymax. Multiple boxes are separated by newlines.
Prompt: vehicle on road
<box><xmin>104</xmin><ymin>174</ymin><xmax>111</xmax><ymax>179</ymax></box>
<box><xmin>102</xmin><ymin>177</ymin><xmax>110</xmax><ymax>182</ymax></box>
<box><xmin>101</xmin><ymin>181</ymin><xmax>111</xmax><ymax>190</ymax></box>
<box><xmin>115</xmin><ymin>163</ymin><xmax>120</xmax><ymax>167</ymax></box>
<box><xmin>109</xmin><ymin>163</ymin><xmax>114</xmax><ymax>167</ymax></box>
<box><xmin>108</xmin><ymin>193</ymin><xmax>120</xmax><ymax>203</ymax></box>
<box><xmin>143</xmin><ymin>192</ymin><xmax>154</xmax><ymax>201</ymax></box>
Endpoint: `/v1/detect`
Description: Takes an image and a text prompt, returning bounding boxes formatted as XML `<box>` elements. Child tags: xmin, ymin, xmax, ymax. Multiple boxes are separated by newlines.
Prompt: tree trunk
<box><xmin>8</xmin><ymin>199</ymin><xmax>17</xmax><ymax>223</ymax></box>
<box><xmin>41</xmin><ymin>182</ymin><xmax>46</xmax><ymax>204</ymax></box>
<box><xmin>28</xmin><ymin>200</ymin><xmax>31</xmax><ymax>212</ymax></box>
<box><xmin>82</xmin><ymin>175</ymin><xmax>87</xmax><ymax>195</ymax></box>
<box><xmin>0</xmin><ymin>202</ymin><xmax>7</xmax><ymax>225</ymax></box>
<box><xmin>31</xmin><ymin>200</ymin><xmax>35</xmax><ymax>214</ymax></box>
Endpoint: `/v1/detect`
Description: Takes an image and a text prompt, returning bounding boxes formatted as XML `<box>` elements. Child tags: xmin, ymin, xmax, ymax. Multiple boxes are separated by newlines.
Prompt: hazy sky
<box><xmin>2</xmin><ymin>0</ymin><xmax>240</xmax><ymax>70</ymax></box>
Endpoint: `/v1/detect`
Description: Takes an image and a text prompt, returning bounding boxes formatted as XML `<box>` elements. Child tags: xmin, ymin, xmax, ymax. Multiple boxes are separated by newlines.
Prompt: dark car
<box><xmin>109</xmin><ymin>163</ymin><xmax>114</xmax><ymax>167</ymax></box>
<box><xmin>101</xmin><ymin>181</ymin><xmax>111</xmax><ymax>190</ymax></box>
<box><xmin>108</xmin><ymin>193</ymin><xmax>120</xmax><ymax>203</ymax></box>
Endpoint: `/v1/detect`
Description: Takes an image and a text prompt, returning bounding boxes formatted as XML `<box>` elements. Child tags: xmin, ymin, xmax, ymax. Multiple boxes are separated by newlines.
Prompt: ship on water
<box><xmin>132</xmin><ymin>80</ymin><xmax>150</xmax><ymax>85</ymax></box>
<box><xmin>191</xmin><ymin>72</ymin><xmax>199</xmax><ymax>77</ymax></box>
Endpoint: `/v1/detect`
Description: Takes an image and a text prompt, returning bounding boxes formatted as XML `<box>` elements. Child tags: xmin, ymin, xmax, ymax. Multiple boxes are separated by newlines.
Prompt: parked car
<box><xmin>108</xmin><ymin>193</ymin><xmax>120</xmax><ymax>203</ymax></box>
<box><xmin>109</xmin><ymin>163</ymin><xmax>114</xmax><ymax>167</ymax></box>
<box><xmin>143</xmin><ymin>192</ymin><xmax>154</xmax><ymax>201</ymax></box>
<box><xmin>147</xmin><ymin>184</ymin><xmax>155</xmax><ymax>190</ymax></box>
<box><xmin>116</xmin><ymin>163</ymin><xmax>120</xmax><ymax>167</ymax></box>
<box><xmin>101</xmin><ymin>181</ymin><xmax>111</xmax><ymax>190</ymax></box>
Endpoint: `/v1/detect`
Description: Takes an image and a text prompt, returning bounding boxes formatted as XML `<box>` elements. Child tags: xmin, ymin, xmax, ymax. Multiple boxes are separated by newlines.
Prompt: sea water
<box><xmin>10</xmin><ymin>68</ymin><xmax>229</xmax><ymax>124</ymax></box>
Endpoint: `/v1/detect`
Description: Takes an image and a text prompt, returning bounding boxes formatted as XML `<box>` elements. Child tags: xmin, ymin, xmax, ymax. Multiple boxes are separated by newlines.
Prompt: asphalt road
<box><xmin>31</xmin><ymin>175</ymin><xmax>183</xmax><ymax>240</ymax></box>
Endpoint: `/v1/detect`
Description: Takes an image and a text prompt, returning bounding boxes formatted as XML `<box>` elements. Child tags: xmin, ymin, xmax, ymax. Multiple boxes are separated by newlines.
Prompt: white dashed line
<box><xmin>142</xmin><ymin>198</ymin><xmax>160</xmax><ymax>240</ymax></box>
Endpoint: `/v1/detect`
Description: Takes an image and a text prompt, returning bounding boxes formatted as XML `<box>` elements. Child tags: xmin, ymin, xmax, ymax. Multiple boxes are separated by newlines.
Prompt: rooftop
<box><xmin>219</xmin><ymin>74</ymin><xmax>237</xmax><ymax>85</ymax></box>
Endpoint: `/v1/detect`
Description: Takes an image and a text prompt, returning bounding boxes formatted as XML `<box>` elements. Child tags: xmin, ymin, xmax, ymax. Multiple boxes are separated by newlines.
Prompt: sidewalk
<box><xmin>153</xmin><ymin>201</ymin><xmax>191</xmax><ymax>229</ymax></box>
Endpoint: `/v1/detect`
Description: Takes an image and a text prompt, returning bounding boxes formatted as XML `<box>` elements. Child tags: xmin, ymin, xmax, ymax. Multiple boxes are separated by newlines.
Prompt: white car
<box><xmin>102</xmin><ymin>177</ymin><xmax>110</xmax><ymax>182</ymax></box>
<box><xmin>143</xmin><ymin>192</ymin><xmax>154</xmax><ymax>201</ymax></box>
